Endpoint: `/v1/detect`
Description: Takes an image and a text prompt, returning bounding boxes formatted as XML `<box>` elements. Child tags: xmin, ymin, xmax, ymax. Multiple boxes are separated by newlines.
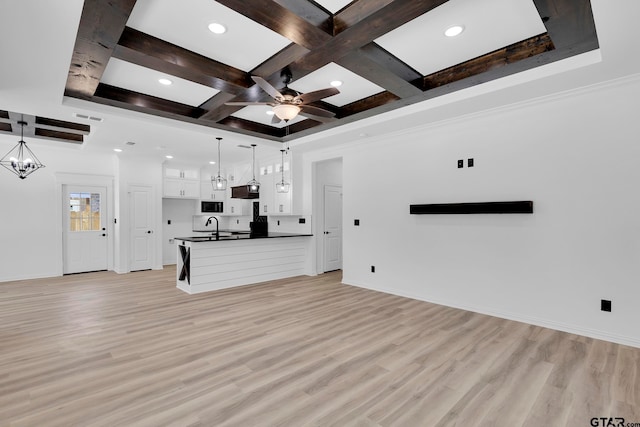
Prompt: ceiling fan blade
<box><xmin>300</xmin><ymin>104</ymin><xmax>336</xmax><ymax>118</ymax></box>
<box><xmin>296</xmin><ymin>87</ymin><xmax>340</xmax><ymax>104</ymax></box>
<box><xmin>224</xmin><ymin>102</ymin><xmax>273</xmax><ymax>106</ymax></box>
<box><xmin>251</xmin><ymin>76</ymin><xmax>283</xmax><ymax>100</ymax></box>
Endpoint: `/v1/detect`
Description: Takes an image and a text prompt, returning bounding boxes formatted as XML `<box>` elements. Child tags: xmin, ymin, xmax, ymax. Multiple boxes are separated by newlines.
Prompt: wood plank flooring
<box><xmin>0</xmin><ymin>267</ymin><xmax>639</xmax><ymax>426</ymax></box>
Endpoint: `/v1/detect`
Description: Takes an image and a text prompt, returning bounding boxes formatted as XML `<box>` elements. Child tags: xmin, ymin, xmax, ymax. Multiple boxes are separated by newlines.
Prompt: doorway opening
<box><xmin>313</xmin><ymin>158</ymin><xmax>343</xmax><ymax>274</ymax></box>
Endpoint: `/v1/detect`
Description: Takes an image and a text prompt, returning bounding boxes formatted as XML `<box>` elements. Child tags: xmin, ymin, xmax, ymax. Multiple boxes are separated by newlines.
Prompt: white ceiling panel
<box><xmin>231</xmin><ymin>106</ymin><xmax>307</xmax><ymax>128</ymax></box>
<box><xmin>101</xmin><ymin>58</ymin><xmax>219</xmax><ymax>107</ymax></box>
<box><xmin>289</xmin><ymin>63</ymin><xmax>384</xmax><ymax>107</ymax></box>
<box><xmin>127</xmin><ymin>0</ymin><xmax>292</xmax><ymax>72</ymax></box>
<box><xmin>375</xmin><ymin>0</ymin><xmax>547</xmax><ymax>76</ymax></box>
<box><xmin>314</xmin><ymin>0</ymin><xmax>354</xmax><ymax>14</ymax></box>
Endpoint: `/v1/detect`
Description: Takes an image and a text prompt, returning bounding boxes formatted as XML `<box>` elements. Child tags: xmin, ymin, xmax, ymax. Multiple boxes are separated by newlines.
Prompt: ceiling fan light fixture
<box><xmin>330</xmin><ymin>80</ymin><xmax>343</xmax><ymax>87</ymax></box>
<box><xmin>158</xmin><ymin>78</ymin><xmax>172</xmax><ymax>85</ymax></box>
<box><xmin>273</xmin><ymin>104</ymin><xmax>301</xmax><ymax>121</ymax></box>
<box><xmin>208</xmin><ymin>22</ymin><xmax>227</xmax><ymax>34</ymax></box>
<box><xmin>445</xmin><ymin>25</ymin><xmax>464</xmax><ymax>37</ymax></box>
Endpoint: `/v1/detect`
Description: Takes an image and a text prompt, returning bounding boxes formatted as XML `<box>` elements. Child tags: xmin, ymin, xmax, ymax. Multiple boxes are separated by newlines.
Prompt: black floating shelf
<box><xmin>410</xmin><ymin>201</ymin><xmax>533</xmax><ymax>215</ymax></box>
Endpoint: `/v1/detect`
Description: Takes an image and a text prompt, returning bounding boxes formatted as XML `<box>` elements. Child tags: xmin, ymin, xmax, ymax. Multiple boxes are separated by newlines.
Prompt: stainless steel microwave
<box><xmin>201</xmin><ymin>201</ymin><xmax>223</xmax><ymax>213</ymax></box>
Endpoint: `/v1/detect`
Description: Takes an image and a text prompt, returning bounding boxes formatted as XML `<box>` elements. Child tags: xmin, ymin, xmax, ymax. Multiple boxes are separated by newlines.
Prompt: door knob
<box><xmin>102</xmin><ymin>233</ymin><xmax>106</xmax><ymax>237</ymax></box>
<box><xmin>147</xmin><ymin>230</ymin><xmax>152</xmax><ymax>234</ymax></box>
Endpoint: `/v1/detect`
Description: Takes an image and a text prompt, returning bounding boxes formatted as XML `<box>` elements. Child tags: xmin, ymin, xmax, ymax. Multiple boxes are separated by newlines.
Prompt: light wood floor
<box><xmin>0</xmin><ymin>268</ymin><xmax>638</xmax><ymax>427</ymax></box>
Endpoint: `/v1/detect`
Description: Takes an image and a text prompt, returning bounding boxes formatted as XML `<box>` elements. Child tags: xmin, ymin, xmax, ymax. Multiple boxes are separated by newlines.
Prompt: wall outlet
<box><xmin>354</xmin><ymin>219</ymin><xmax>360</xmax><ymax>226</ymax></box>
<box><xmin>468</xmin><ymin>158</ymin><xmax>474</xmax><ymax>167</ymax></box>
<box><xmin>457</xmin><ymin>159</ymin><xmax>463</xmax><ymax>168</ymax></box>
<box><xmin>371</xmin><ymin>265</ymin><xmax>375</xmax><ymax>273</ymax></box>
<box><xmin>601</xmin><ymin>299</ymin><xmax>612</xmax><ymax>312</ymax></box>
<box><xmin>298</xmin><ymin>218</ymin><xmax>306</xmax><ymax>224</ymax></box>
<box><xmin>167</xmin><ymin>219</ymin><xmax>171</xmax><ymax>225</ymax></box>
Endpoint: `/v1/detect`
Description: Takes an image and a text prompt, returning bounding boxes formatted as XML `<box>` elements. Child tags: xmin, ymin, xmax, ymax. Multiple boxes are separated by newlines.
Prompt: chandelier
<box><xmin>0</xmin><ymin>117</ymin><xmax>45</xmax><ymax>179</ymax></box>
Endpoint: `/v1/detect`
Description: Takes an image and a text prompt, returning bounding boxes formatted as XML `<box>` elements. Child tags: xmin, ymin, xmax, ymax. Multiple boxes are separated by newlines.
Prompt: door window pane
<box><xmin>69</xmin><ymin>192</ymin><xmax>101</xmax><ymax>231</ymax></box>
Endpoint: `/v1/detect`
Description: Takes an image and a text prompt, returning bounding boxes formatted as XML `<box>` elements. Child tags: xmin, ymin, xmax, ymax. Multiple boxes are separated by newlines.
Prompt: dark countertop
<box><xmin>175</xmin><ymin>232</ymin><xmax>313</xmax><ymax>242</ymax></box>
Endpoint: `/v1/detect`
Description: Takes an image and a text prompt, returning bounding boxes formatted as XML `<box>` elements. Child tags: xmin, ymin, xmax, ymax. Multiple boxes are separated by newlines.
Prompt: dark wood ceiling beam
<box><xmin>215</xmin><ymin>0</ymin><xmax>332</xmax><ymax>49</ymax></box>
<box><xmin>94</xmin><ymin>84</ymin><xmax>205</xmax><ymax>118</ymax></box>
<box><xmin>65</xmin><ymin>0</ymin><xmax>137</xmax><ymax>98</ymax></box>
<box><xmin>333</xmin><ymin>0</ymin><xmax>397</xmax><ymax>35</ymax></box>
<box><xmin>339</xmin><ymin>91</ymin><xmax>400</xmax><ymax>117</ymax></box>
<box><xmin>421</xmin><ymin>34</ymin><xmax>555</xmax><ymax>90</ymax></box>
<box><xmin>35</xmin><ymin>117</ymin><xmax>91</xmax><ymax>135</ymax></box>
<box><xmin>336</xmin><ymin>46</ymin><xmax>422</xmax><ymax>98</ymax></box>
<box><xmin>283</xmin><ymin>0</ymin><xmax>448</xmax><ymax>82</ymax></box>
<box><xmin>217</xmin><ymin>117</ymin><xmax>283</xmax><ymax>137</ymax></box>
<box><xmin>533</xmin><ymin>0</ymin><xmax>598</xmax><ymax>50</ymax></box>
<box><xmin>115</xmin><ymin>27</ymin><xmax>251</xmax><ymax>93</ymax></box>
<box><xmin>270</xmin><ymin>0</ymin><xmax>333</xmax><ymax>34</ymax></box>
<box><xmin>35</xmin><ymin>129</ymin><xmax>84</xmax><ymax>143</ymax></box>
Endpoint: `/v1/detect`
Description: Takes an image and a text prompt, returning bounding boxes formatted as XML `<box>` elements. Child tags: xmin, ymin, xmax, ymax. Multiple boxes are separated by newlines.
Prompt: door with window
<box><xmin>63</xmin><ymin>186</ymin><xmax>108</xmax><ymax>274</ymax></box>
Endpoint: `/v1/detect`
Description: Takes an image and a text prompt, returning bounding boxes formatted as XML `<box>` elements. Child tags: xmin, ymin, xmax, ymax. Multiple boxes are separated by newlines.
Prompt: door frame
<box><xmin>312</xmin><ymin>157</ymin><xmax>343</xmax><ymax>275</ymax></box>
<box><xmin>322</xmin><ymin>184</ymin><xmax>343</xmax><ymax>272</ymax></box>
<box><xmin>55</xmin><ymin>173</ymin><xmax>115</xmax><ymax>275</ymax></box>
<box><xmin>128</xmin><ymin>184</ymin><xmax>155</xmax><ymax>272</ymax></box>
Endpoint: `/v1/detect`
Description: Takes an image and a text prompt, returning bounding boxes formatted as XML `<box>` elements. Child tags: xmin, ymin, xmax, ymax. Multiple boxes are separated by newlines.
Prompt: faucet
<box><xmin>205</xmin><ymin>216</ymin><xmax>219</xmax><ymax>240</ymax></box>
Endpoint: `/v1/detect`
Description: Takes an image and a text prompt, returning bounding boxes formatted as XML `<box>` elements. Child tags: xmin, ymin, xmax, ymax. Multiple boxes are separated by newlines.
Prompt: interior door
<box><xmin>63</xmin><ymin>185</ymin><xmax>108</xmax><ymax>274</ymax></box>
<box><xmin>130</xmin><ymin>185</ymin><xmax>155</xmax><ymax>271</ymax></box>
<box><xmin>323</xmin><ymin>185</ymin><xmax>343</xmax><ymax>272</ymax></box>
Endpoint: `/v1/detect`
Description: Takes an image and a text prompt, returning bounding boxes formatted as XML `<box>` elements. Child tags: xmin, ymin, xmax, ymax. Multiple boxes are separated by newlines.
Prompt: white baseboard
<box><xmin>343</xmin><ymin>278</ymin><xmax>640</xmax><ymax>349</ymax></box>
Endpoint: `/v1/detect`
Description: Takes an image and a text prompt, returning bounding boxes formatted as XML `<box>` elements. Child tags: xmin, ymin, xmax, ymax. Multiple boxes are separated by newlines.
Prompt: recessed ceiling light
<box><xmin>113</xmin><ymin>148</ymin><xmax>123</xmax><ymax>152</ymax></box>
<box><xmin>330</xmin><ymin>80</ymin><xmax>343</xmax><ymax>87</ymax></box>
<box><xmin>208</xmin><ymin>22</ymin><xmax>226</xmax><ymax>34</ymax></box>
<box><xmin>266</xmin><ymin>110</ymin><xmax>275</xmax><ymax>116</ymax></box>
<box><xmin>209</xmin><ymin>161</ymin><xmax>216</xmax><ymax>165</ymax></box>
<box><xmin>445</xmin><ymin>25</ymin><xmax>464</xmax><ymax>37</ymax></box>
<box><xmin>158</xmin><ymin>78</ymin><xmax>172</xmax><ymax>86</ymax></box>
<box><xmin>165</xmin><ymin>155</ymin><xmax>173</xmax><ymax>159</ymax></box>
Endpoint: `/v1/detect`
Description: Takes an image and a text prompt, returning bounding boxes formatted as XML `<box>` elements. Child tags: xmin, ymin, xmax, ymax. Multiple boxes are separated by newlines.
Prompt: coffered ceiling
<box><xmin>64</xmin><ymin>0</ymin><xmax>598</xmax><ymax>142</ymax></box>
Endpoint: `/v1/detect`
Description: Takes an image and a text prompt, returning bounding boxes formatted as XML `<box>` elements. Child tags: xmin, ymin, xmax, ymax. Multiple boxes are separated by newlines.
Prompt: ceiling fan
<box><xmin>225</xmin><ymin>68</ymin><xmax>339</xmax><ymax>123</ymax></box>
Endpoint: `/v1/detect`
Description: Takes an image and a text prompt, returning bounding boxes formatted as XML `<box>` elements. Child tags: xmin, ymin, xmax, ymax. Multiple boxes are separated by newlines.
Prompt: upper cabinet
<box><xmin>258</xmin><ymin>154</ymin><xmax>293</xmax><ymax>216</ymax></box>
<box><xmin>163</xmin><ymin>165</ymin><xmax>200</xmax><ymax>198</ymax></box>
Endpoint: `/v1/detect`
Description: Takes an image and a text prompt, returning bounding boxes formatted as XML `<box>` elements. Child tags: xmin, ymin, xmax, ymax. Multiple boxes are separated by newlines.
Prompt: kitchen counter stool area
<box><xmin>176</xmin><ymin>234</ymin><xmax>312</xmax><ymax>294</ymax></box>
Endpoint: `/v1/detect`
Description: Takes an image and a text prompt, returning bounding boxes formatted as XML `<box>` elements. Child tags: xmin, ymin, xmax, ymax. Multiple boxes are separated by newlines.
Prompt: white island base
<box><xmin>176</xmin><ymin>235</ymin><xmax>311</xmax><ymax>294</ymax></box>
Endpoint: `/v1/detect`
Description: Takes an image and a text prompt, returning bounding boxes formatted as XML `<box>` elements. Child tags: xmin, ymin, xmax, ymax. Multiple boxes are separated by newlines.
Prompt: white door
<box><xmin>323</xmin><ymin>185</ymin><xmax>343</xmax><ymax>272</ymax></box>
<box><xmin>130</xmin><ymin>185</ymin><xmax>155</xmax><ymax>271</ymax></box>
<box><xmin>63</xmin><ymin>186</ymin><xmax>108</xmax><ymax>274</ymax></box>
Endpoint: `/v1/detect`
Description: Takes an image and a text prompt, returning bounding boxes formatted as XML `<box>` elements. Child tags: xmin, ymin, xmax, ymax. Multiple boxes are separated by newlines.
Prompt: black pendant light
<box><xmin>275</xmin><ymin>149</ymin><xmax>290</xmax><ymax>193</ymax></box>
<box><xmin>0</xmin><ymin>117</ymin><xmax>45</xmax><ymax>179</ymax></box>
<box><xmin>246</xmin><ymin>144</ymin><xmax>260</xmax><ymax>193</ymax></box>
<box><xmin>211</xmin><ymin>137</ymin><xmax>227</xmax><ymax>191</ymax></box>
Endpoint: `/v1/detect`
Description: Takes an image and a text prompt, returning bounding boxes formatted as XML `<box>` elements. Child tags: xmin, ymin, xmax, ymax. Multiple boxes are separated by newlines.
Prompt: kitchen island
<box><xmin>175</xmin><ymin>232</ymin><xmax>312</xmax><ymax>294</ymax></box>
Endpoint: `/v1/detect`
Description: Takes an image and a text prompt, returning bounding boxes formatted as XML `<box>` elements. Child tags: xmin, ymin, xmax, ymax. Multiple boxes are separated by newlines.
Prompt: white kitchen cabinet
<box><xmin>226</xmin><ymin>198</ymin><xmax>250</xmax><ymax>216</ymax></box>
<box><xmin>258</xmin><ymin>164</ymin><xmax>274</xmax><ymax>215</ymax></box>
<box><xmin>200</xmin><ymin>181</ymin><xmax>226</xmax><ymax>201</ymax></box>
<box><xmin>259</xmin><ymin>156</ymin><xmax>294</xmax><ymax>216</ymax></box>
<box><xmin>164</xmin><ymin>166</ymin><xmax>199</xmax><ymax>180</ymax></box>
<box><xmin>163</xmin><ymin>165</ymin><xmax>200</xmax><ymax>199</ymax></box>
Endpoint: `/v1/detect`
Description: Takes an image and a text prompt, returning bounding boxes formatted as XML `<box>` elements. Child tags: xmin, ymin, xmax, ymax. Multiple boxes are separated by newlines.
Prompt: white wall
<box><xmin>162</xmin><ymin>198</ymin><xmax>198</xmax><ymax>265</ymax></box>
<box><xmin>341</xmin><ymin>75</ymin><xmax>640</xmax><ymax>347</ymax></box>
<box><xmin>114</xmin><ymin>157</ymin><xmax>163</xmax><ymax>273</ymax></box>
<box><xmin>0</xmin><ymin>144</ymin><xmax>116</xmax><ymax>281</ymax></box>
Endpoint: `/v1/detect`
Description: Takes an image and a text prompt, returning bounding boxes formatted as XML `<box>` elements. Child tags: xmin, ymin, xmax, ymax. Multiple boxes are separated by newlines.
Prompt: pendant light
<box><xmin>275</xmin><ymin>149</ymin><xmax>290</xmax><ymax>193</ymax></box>
<box><xmin>0</xmin><ymin>116</ymin><xmax>45</xmax><ymax>179</ymax></box>
<box><xmin>211</xmin><ymin>137</ymin><xmax>227</xmax><ymax>191</ymax></box>
<box><xmin>246</xmin><ymin>143</ymin><xmax>260</xmax><ymax>193</ymax></box>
